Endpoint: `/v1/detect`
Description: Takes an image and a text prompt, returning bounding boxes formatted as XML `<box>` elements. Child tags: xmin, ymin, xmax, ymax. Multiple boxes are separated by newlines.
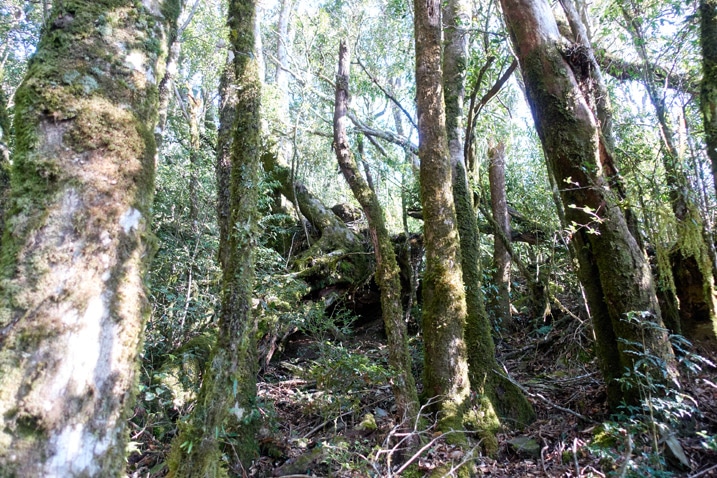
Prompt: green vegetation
<box><xmin>0</xmin><ymin>0</ymin><xmax>716</xmax><ymax>476</ymax></box>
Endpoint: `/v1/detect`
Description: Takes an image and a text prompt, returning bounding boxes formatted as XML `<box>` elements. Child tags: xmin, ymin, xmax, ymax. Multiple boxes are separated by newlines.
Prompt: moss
<box><xmin>463</xmin><ymin>398</ymin><xmax>499</xmax><ymax>455</ymax></box>
<box><xmin>428</xmin><ymin>463</ymin><xmax>472</xmax><ymax>478</ymax></box>
<box><xmin>0</xmin><ymin>0</ymin><xmax>178</xmax><ymax>470</ymax></box>
<box><xmin>452</xmin><ymin>159</ymin><xmax>534</xmax><ymax>430</ymax></box>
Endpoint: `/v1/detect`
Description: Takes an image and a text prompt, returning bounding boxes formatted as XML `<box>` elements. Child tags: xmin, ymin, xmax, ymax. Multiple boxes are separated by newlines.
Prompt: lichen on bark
<box><xmin>0</xmin><ymin>0</ymin><xmax>181</xmax><ymax>474</ymax></box>
<box><xmin>414</xmin><ymin>0</ymin><xmax>471</xmax><ymax>439</ymax></box>
<box><xmin>499</xmin><ymin>0</ymin><xmax>677</xmax><ymax>408</ymax></box>
<box><xmin>167</xmin><ymin>0</ymin><xmax>263</xmax><ymax>475</ymax></box>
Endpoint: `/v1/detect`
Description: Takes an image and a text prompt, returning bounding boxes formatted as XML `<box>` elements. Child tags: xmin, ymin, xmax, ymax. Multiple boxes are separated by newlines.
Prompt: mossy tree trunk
<box><xmin>333</xmin><ymin>40</ymin><xmax>419</xmax><ymax>423</ymax></box>
<box><xmin>499</xmin><ymin>0</ymin><xmax>678</xmax><ymax>408</ymax></box>
<box><xmin>414</xmin><ymin>0</ymin><xmax>471</xmax><ymax>436</ymax></box>
<box><xmin>621</xmin><ymin>4</ymin><xmax>717</xmax><ymax>346</ymax></box>
<box><xmin>187</xmin><ymin>88</ymin><xmax>202</xmax><ymax>228</ymax></box>
<box><xmin>216</xmin><ymin>57</ymin><xmax>238</xmax><ymax>272</ymax></box>
<box><xmin>167</xmin><ymin>1</ymin><xmax>262</xmax><ymax>475</ymax></box>
<box><xmin>155</xmin><ymin>29</ymin><xmax>181</xmax><ymax>155</ymax></box>
<box><xmin>487</xmin><ymin>142</ymin><xmax>512</xmax><ymax>327</ymax></box>
<box><xmin>442</xmin><ymin>0</ymin><xmax>534</xmax><ymax>442</ymax></box>
<box><xmin>0</xmin><ymin>0</ymin><xmax>182</xmax><ymax>474</ymax></box>
<box><xmin>558</xmin><ymin>0</ymin><xmax>685</xmax><ymax>334</ymax></box>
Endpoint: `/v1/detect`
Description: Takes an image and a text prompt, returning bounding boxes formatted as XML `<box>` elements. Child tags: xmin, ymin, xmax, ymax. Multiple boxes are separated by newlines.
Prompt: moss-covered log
<box><xmin>167</xmin><ymin>1</ymin><xmax>262</xmax><ymax>475</ymax></box>
<box><xmin>500</xmin><ymin>0</ymin><xmax>677</xmax><ymax>408</ymax></box>
<box><xmin>414</xmin><ymin>0</ymin><xmax>471</xmax><ymax>437</ymax></box>
<box><xmin>333</xmin><ymin>40</ymin><xmax>418</xmax><ymax>422</ymax></box>
<box><xmin>262</xmin><ymin>151</ymin><xmax>370</xmax><ymax>290</ymax></box>
<box><xmin>0</xmin><ymin>0</ymin><xmax>182</xmax><ymax>474</ymax></box>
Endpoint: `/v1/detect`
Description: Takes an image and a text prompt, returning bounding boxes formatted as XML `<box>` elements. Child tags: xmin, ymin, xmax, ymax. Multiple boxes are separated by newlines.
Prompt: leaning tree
<box><xmin>499</xmin><ymin>0</ymin><xmax>678</xmax><ymax>407</ymax></box>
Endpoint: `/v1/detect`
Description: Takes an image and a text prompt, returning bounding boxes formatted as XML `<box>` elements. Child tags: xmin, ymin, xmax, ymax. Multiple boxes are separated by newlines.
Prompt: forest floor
<box><xmin>128</xmin><ymin>307</ymin><xmax>717</xmax><ymax>477</ymax></box>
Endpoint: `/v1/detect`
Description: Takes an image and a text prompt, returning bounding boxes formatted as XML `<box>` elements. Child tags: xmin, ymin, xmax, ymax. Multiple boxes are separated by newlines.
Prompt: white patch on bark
<box><xmin>45</xmin><ymin>422</ymin><xmax>114</xmax><ymax>476</ymax></box>
<box><xmin>230</xmin><ymin>404</ymin><xmax>245</xmax><ymax>421</ymax></box>
<box><xmin>142</xmin><ymin>0</ymin><xmax>163</xmax><ymax>17</ymax></box>
<box><xmin>44</xmin><ymin>292</ymin><xmax>119</xmax><ymax>475</ymax></box>
<box><xmin>125</xmin><ymin>51</ymin><xmax>146</xmax><ymax>73</ymax></box>
<box><xmin>48</xmin><ymin>295</ymin><xmax>110</xmax><ymax>401</ymax></box>
<box><xmin>120</xmin><ymin>208</ymin><xmax>142</xmax><ymax>233</ymax></box>
<box><xmin>146</xmin><ymin>67</ymin><xmax>156</xmax><ymax>85</ymax></box>
<box><xmin>47</xmin><ymin>424</ymin><xmax>97</xmax><ymax>475</ymax></box>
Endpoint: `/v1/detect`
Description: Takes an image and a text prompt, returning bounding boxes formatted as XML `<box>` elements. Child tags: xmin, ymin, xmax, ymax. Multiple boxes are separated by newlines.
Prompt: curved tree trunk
<box><xmin>414</xmin><ymin>0</ymin><xmax>471</xmax><ymax>437</ymax></box>
<box><xmin>0</xmin><ymin>0</ymin><xmax>182</xmax><ymax>474</ymax></box>
<box><xmin>442</xmin><ymin>0</ymin><xmax>533</xmax><ymax>446</ymax></box>
<box><xmin>499</xmin><ymin>0</ymin><xmax>677</xmax><ymax>408</ymax></box>
<box><xmin>167</xmin><ymin>0</ymin><xmax>262</xmax><ymax>475</ymax></box>
<box><xmin>333</xmin><ymin>40</ymin><xmax>418</xmax><ymax>423</ymax></box>
<box><xmin>263</xmin><ymin>153</ymin><xmax>366</xmax><ymax>259</ymax></box>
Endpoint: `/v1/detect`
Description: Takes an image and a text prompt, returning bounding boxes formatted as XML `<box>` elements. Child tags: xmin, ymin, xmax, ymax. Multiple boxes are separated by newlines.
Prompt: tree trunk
<box><xmin>275</xmin><ymin>0</ymin><xmax>294</xmax><ymax>169</ymax></box>
<box><xmin>487</xmin><ymin>142</ymin><xmax>512</xmax><ymax>326</ymax></box>
<box><xmin>702</xmin><ymin>0</ymin><xmax>717</xmax><ymax>198</ymax></box>
<box><xmin>333</xmin><ymin>40</ymin><xmax>419</xmax><ymax>423</ymax></box>
<box><xmin>622</xmin><ymin>4</ymin><xmax>717</xmax><ymax>345</ymax></box>
<box><xmin>499</xmin><ymin>0</ymin><xmax>678</xmax><ymax>408</ymax></box>
<box><xmin>558</xmin><ymin>0</ymin><xmax>644</xmax><ymax>250</ymax></box>
<box><xmin>442</xmin><ymin>0</ymin><xmax>533</xmax><ymax>445</ymax></box>
<box><xmin>0</xmin><ymin>88</ymin><xmax>9</xmax><ymax>248</ymax></box>
<box><xmin>216</xmin><ymin>56</ymin><xmax>237</xmax><ymax>271</ymax></box>
<box><xmin>414</xmin><ymin>0</ymin><xmax>471</xmax><ymax>437</ymax></box>
<box><xmin>155</xmin><ymin>39</ymin><xmax>181</xmax><ymax>155</ymax></box>
<box><xmin>187</xmin><ymin>88</ymin><xmax>202</xmax><ymax>228</ymax></box>
<box><xmin>263</xmin><ymin>153</ymin><xmax>367</xmax><ymax>261</ymax></box>
<box><xmin>167</xmin><ymin>0</ymin><xmax>262</xmax><ymax>475</ymax></box>
<box><xmin>0</xmin><ymin>0</ymin><xmax>182</xmax><ymax>474</ymax></box>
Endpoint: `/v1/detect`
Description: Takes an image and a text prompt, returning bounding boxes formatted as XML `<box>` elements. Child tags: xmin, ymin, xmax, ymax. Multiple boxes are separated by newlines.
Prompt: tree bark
<box><xmin>168</xmin><ymin>1</ymin><xmax>262</xmax><ymax>475</ymax></box>
<box><xmin>187</xmin><ymin>88</ymin><xmax>202</xmax><ymax>227</ymax></box>
<box><xmin>154</xmin><ymin>0</ymin><xmax>201</xmax><ymax>156</ymax></box>
<box><xmin>488</xmin><ymin>142</ymin><xmax>512</xmax><ymax>326</ymax></box>
<box><xmin>621</xmin><ymin>4</ymin><xmax>717</xmax><ymax>345</ymax></box>
<box><xmin>275</xmin><ymin>0</ymin><xmax>294</xmax><ymax>168</ymax></box>
<box><xmin>499</xmin><ymin>0</ymin><xmax>678</xmax><ymax>408</ymax></box>
<box><xmin>216</xmin><ymin>56</ymin><xmax>238</xmax><ymax>272</ymax></box>
<box><xmin>442</xmin><ymin>0</ymin><xmax>533</xmax><ymax>443</ymax></box>
<box><xmin>414</xmin><ymin>0</ymin><xmax>471</xmax><ymax>437</ymax></box>
<box><xmin>333</xmin><ymin>40</ymin><xmax>418</xmax><ymax>423</ymax></box>
<box><xmin>0</xmin><ymin>0</ymin><xmax>182</xmax><ymax>474</ymax></box>
<box><xmin>0</xmin><ymin>88</ymin><xmax>9</xmax><ymax>249</ymax></box>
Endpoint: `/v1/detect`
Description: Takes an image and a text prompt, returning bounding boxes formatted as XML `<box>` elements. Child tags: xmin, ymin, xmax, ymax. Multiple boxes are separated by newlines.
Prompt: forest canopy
<box><xmin>0</xmin><ymin>0</ymin><xmax>716</xmax><ymax>476</ymax></box>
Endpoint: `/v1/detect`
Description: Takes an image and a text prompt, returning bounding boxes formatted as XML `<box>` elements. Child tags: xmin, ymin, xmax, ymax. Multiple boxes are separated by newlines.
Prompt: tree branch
<box><xmin>594</xmin><ymin>48</ymin><xmax>699</xmax><ymax>96</ymax></box>
<box><xmin>356</xmin><ymin>57</ymin><xmax>418</xmax><ymax>131</ymax></box>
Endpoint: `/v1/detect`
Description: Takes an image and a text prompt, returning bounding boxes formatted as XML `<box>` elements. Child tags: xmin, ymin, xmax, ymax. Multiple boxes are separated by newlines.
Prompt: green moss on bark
<box><xmin>0</xmin><ymin>0</ymin><xmax>180</xmax><ymax>475</ymax></box>
<box><xmin>500</xmin><ymin>0</ymin><xmax>677</xmax><ymax>408</ymax></box>
<box><xmin>167</xmin><ymin>1</ymin><xmax>262</xmax><ymax>476</ymax></box>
